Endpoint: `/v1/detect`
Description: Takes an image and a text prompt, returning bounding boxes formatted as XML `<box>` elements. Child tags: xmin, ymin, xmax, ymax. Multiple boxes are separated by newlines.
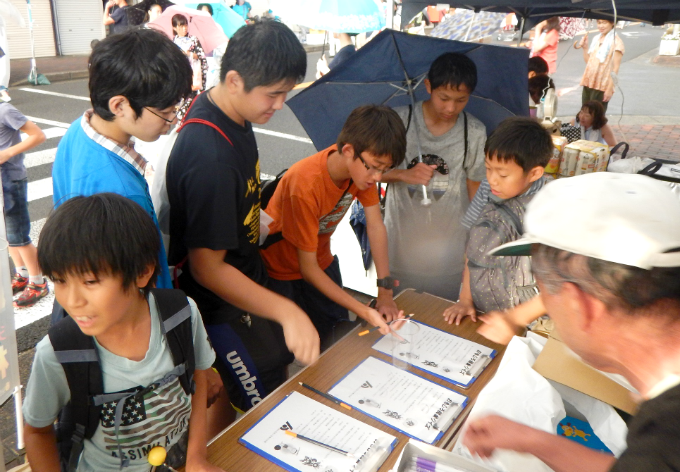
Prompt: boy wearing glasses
<box><xmin>52</xmin><ymin>29</ymin><xmax>192</xmax><ymax>289</ymax></box>
<box><xmin>261</xmin><ymin>105</ymin><xmax>405</xmax><ymax>345</ymax></box>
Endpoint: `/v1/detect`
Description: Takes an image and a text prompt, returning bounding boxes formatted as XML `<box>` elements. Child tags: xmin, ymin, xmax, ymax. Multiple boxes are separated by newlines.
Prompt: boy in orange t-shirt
<box><xmin>261</xmin><ymin>105</ymin><xmax>406</xmax><ymax>343</ymax></box>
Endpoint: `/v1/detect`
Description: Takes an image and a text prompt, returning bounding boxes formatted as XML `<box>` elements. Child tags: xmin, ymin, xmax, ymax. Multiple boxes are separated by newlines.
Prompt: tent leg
<box><xmin>517</xmin><ymin>16</ymin><xmax>525</xmax><ymax>46</ymax></box>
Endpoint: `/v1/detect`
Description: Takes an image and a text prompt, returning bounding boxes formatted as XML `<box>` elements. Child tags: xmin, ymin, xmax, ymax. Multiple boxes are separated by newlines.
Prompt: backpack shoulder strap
<box><xmin>178</xmin><ymin>118</ymin><xmax>234</xmax><ymax>147</ymax></box>
<box><xmin>463</xmin><ymin>111</ymin><xmax>469</xmax><ymax>167</ymax></box>
<box><xmin>493</xmin><ymin>199</ymin><xmax>524</xmax><ymax>236</ymax></box>
<box><xmin>150</xmin><ymin>288</ymin><xmax>196</xmax><ymax>395</ymax></box>
<box><xmin>48</xmin><ymin>318</ymin><xmax>103</xmax><ymax>472</ymax></box>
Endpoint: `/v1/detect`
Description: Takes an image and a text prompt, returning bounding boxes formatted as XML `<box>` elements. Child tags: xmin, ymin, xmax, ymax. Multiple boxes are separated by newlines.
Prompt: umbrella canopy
<box><xmin>401</xmin><ymin>0</ymin><xmax>680</xmax><ymax>29</ymax></box>
<box><xmin>148</xmin><ymin>5</ymin><xmax>228</xmax><ymax>54</ymax></box>
<box><xmin>173</xmin><ymin>1</ymin><xmax>246</xmax><ymax>37</ymax></box>
<box><xmin>431</xmin><ymin>9</ymin><xmax>506</xmax><ymax>42</ymax></box>
<box><xmin>126</xmin><ymin>0</ymin><xmax>174</xmax><ymax>26</ymax></box>
<box><xmin>273</xmin><ymin>0</ymin><xmax>385</xmax><ymax>33</ymax></box>
<box><xmin>287</xmin><ymin>30</ymin><xmax>529</xmax><ymax>151</ymax></box>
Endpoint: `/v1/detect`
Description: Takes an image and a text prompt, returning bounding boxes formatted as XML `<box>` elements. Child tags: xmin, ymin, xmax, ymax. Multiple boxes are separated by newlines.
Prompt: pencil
<box><xmin>284</xmin><ymin>430</ymin><xmax>354</xmax><ymax>457</ymax></box>
<box><xmin>358</xmin><ymin>313</ymin><xmax>415</xmax><ymax>336</ymax></box>
<box><xmin>299</xmin><ymin>382</ymin><xmax>352</xmax><ymax>410</ymax></box>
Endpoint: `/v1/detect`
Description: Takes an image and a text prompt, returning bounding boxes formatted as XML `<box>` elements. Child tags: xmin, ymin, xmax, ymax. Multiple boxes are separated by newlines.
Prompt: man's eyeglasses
<box><xmin>356</xmin><ymin>153</ymin><xmax>393</xmax><ymax>176</ymax></box>
<box><xmin>144</xmin><ymin>102</ymin><xmax>183</xmax><ymax>123</ymax></box>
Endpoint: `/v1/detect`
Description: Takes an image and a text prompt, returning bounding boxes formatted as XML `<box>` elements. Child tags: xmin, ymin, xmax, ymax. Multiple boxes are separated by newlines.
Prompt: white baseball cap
<box><xmin>490</xmin><ymin>173</ymin><xmax>680</xmax><ymax>269</ymax></box>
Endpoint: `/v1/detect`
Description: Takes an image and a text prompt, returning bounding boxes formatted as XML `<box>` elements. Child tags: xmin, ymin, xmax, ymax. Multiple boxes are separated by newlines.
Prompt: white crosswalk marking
<box><xmin>27</xmin><ymin>177</ymin><xmax>53</xmax><ymax>202</ymax></box>
<box><xmin>21</xmin><ymin>128</ymin><xmax>66</xmax><ymax>142</ymax></box>
<box><xmin>18</xmin><ymin>87</ymin><xmax>90</xmax><ymax>101</ymax></box>
<box><xmin>24</xmin><ymin>148</ymin><xmax>57</xmax><ymax>168</ymax></box>
<box><xmin>25</xmin><ymin>116</ymin><xmax>71</xmax><ymax>128</ymax></box>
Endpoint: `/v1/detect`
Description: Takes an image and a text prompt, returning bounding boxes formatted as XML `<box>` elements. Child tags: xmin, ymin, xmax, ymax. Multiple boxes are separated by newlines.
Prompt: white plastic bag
<box><xmin>607</xmin><ymin>156</ymin><xmax>655</xmax><ymax>174</ymax></box>
<box><xmin>453</xmin><ymin>336</ymin><xmax>628</xmax><ymax>471</ymax></box>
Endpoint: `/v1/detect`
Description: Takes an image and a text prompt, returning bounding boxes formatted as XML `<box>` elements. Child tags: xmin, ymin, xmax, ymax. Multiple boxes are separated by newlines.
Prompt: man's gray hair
<box><xmin>531</xmin><ymin>244</ymin><xmax>680</xmax><ymax>315</ymax></box>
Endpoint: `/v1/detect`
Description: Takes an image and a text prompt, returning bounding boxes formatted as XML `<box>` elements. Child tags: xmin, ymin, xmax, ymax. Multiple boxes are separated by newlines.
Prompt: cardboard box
<box><xmin>546</xmin><ymin>135</ymin><xmax>568</xmax><ymax>174</ymax></box>
<box><xmin>393</xmin><ymin>439</ymin><xmax>496</xmax><ymax>472</ymax></box>
<box><xmin>532</xmin><ymin>336</ymin><xmax>639</xmax><ymax>415</ymax></box>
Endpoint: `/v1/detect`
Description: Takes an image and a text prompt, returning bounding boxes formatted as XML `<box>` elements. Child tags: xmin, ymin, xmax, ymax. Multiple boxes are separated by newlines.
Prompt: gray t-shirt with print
<box><xmin>0</xmin><ymin>103</ymin><xmax>28</xmax><ymax>182</ymax></box>
<box><xmin>22</xmin><ymin>295</ymin><xmax>216</xmax><ymax>472</ymax></box>
<box><xmin>384</xmin><ymin>102</ymin><xmax>486</xmax><ymax>286</ymax></box>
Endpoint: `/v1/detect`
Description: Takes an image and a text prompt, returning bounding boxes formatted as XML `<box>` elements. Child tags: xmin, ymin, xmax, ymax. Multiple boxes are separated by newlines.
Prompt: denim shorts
<box><xmin>3</xmin><ymin>178</ymin><xmax>31</xmax><ymax>247</ymax></box>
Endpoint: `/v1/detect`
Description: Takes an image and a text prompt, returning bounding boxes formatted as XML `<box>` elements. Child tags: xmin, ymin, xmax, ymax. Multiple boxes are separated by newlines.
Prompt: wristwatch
<box><xmin>376</xmin><ymin>276</ymin><xmax>399</xmax><ymax>290</ymax></box>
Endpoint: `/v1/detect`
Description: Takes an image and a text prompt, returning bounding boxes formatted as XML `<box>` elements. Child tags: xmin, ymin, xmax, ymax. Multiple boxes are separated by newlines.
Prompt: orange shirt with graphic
<box><xmin>261</xmin><ymin>145</ymin><xmax>379</xmax><ymax>281</ymax></box>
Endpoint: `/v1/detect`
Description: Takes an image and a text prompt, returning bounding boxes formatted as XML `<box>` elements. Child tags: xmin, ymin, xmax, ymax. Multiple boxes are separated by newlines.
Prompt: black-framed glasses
<box><xmin>356</xmin><ymin>152</ymin><xmax>394</xmax><ymax>176</ymax></box>
<box><xmin>144</xmin><ymin>102</ymin><xmax>182</xmax><ymax>123</ymax></box>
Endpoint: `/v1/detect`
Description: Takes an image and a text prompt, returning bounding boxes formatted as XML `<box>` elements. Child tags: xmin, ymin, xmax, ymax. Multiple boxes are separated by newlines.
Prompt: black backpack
<box><xmin>49</xmin><ymin>289</ymin><xmax>196</xmax><ymax>472</ymax></box>
<box><xmin>467</xmin><ymin>194</ymin><xmax>539</xmax><ymax>313</ymax></box>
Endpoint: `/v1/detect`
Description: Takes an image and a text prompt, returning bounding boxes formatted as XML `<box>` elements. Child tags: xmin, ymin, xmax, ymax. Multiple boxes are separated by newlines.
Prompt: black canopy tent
<box><xmin>399</xmin><ymin>0</ymin><xmax>680</xmax><ymax>31</ymax></box>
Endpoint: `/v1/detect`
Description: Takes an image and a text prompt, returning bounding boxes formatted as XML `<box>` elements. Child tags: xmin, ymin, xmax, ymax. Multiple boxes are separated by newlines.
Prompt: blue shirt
<box><xmin>52</xmin><ymin>114</ymin><xmax>172</xmax><ymax>288</ymax></box>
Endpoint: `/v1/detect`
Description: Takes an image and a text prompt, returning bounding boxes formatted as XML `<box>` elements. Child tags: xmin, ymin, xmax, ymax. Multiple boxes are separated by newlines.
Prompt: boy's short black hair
<box><xmin>38</xmin><ymin>193</ymin><xmax>160</xmax><ymax>294</ymax></box>
<box><xmin>528</xmin><ymin>56</ymin><xmax>549</xmax><ymax>76</ymax></box>
<box><xmin>220</xmin><ymin>19</ymin><xmax>306</xmax><ymax>90</ymax></box>
<box><xmin>528</xmin><ymin>75</ymin><xmax>555</xmax><ymax>103</ymax></box>
<box><xmin>89</xmin><ymin>28</ymin><xmax>192</xmax><ymax>121</ymax></box>
<box><xmin>485</xmin><ymin>117</ymin><xmax>553</xmax><ymax>172</ymax></box>
<box><xmin>336</xmin><ymin>105</ymin><xmax>406</xmax><ymax>168</ymax></box>
<box><xmin>427</xmin><ymin>52</ymin><xmax>477</xmax><ymax>93</ymax></box>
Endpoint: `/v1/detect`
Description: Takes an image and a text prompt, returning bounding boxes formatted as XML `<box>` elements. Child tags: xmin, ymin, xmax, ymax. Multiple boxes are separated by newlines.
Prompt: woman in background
<box><xmin>529</xmin><ymin>17</ymin><xmax>560</xmax><ymax>74</ymax></box>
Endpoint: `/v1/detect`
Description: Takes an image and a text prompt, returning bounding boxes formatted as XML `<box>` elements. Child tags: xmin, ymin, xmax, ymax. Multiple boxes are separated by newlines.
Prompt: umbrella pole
<box><xmin>463</xmin><ymin>11</ymin><xmax>476</xmax><ymax>41</ymax></box>
<box><xmin>321</xmin><ymin>30</ymin><xmax>327</xmax><ymax>61</ymax></box>
<box><xmin>389</xmin><ymin>32</ymin><xmax>431</xmax><ymax>206</ymax></box>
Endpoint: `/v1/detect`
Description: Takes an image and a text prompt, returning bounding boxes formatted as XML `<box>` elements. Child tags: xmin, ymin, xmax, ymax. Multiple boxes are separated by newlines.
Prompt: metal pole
<box><xmin>516</xmin><ymin>16</ymin><xmax>525</xmax><ymax>47</ymax></box>
<box><xmin>27</xmin><ymin>0</ymin><xmax>37</xmax><ymax>80</ymax></box>
<box><xmin>387</xmin><ymin>0</ymin><xmax>394</xmax><ymax>29</ymax></box>
<box><xmin>464</xmin><ymin>11</ymin><xmax>476</xmax><ymax>41</ymax></box>
<box><xmin>13</xmin><ymin>386</ymin><xmax>24</xmax><ymax>451</ymax></box>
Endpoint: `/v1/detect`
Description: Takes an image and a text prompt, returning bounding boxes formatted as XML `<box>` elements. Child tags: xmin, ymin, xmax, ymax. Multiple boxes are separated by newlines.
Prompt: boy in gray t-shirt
<box><xmin>23</xmin><ymin>194</ymin><xmax>217</xmax><ymax>472</ymax></box>
<box><xmin>382</xmin><ymin>53</ymin><xmax>486</xmax><ymax>301</ymax></box>
<box><xmin>0</xmin><ymin>103</ymin><xmax>48</xmax><ymax>307</ymax></box>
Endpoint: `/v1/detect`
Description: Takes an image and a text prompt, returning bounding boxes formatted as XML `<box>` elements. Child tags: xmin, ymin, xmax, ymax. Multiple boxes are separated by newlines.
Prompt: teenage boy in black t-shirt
<box><xmin>166</xmin><ymin>20</ymin><xmax>320</xmax><ymax>413</ymax></box>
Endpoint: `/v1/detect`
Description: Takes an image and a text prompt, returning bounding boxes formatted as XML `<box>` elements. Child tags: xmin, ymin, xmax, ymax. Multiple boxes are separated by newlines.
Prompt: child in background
<box><xmin>528</xmin><ymin>74</ymin><xmax>556</xmax><ymax>107</ymax></box>
<box><xmin>0</xmin><ymin>103</ymin><xmax>47</xmax><ymax>307</ymax></box>
<box><xmin>172</xmin><ymin>13</ymin><xmax>208</xmax><ymax>120</ymax></box>
<box><xmin>528</xmin><ymin>56</ymin><xmax>549</xmax><ymax>78</ymax></box>
<box><xmin>23</xmin><ymin>193</ymin><xmax>219</xmax><ymax>472</ymax></box>
<box><xmin>443</xmin><ymin>117</ymin><xmax>554</xmax><ymax>324</ymax></box>
<box><xmin>571</xmin><ymin>100</ymin><xmax>617</xmax><ymax>147</ymax></box>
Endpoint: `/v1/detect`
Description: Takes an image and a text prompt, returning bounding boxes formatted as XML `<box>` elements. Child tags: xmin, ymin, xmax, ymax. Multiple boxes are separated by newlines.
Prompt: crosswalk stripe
<box><xmin>25</xmin><ymin>148</ymin><xmax>57</xmax><ymax>168</ymax></box>
<box><xmin>21</xmin><ymin>127</ymin><xmax>67</xmax><ymax>142</ymax></box>
<box><xmin>27</xmin><ymin>177</ymin><xmax>53</xmax><ymax>202</ymax></box>
<box><xmin>18</xmin><ymin>87</ymin><xmax>90</xmax><ymax>101</ymax></box>
<box><xmin>25</xmin><ymin>116</ymin><xmax>71</xmax><ymax>128</ymax></box>
<box><xmin>252</xmin><ymin>127</ymin><xmax>313</xmax><ymax>144</ymax></box>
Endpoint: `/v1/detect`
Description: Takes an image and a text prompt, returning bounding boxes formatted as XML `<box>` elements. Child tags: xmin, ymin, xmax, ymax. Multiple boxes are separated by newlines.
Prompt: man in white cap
<box><xmin>464</xmin><ymin>172</ymin><xmax>680</xmax><ymax>471</ymax></box>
